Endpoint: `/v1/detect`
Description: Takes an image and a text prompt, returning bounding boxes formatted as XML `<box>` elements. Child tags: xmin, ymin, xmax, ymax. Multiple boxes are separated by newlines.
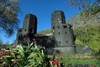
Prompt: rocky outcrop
<box><xmin>67</xmin><ymin>12</ymin><xmax>100</xmax><ymax>29</ymax></box>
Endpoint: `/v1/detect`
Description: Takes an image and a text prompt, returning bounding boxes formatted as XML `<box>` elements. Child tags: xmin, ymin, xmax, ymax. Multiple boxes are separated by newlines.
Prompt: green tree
<box><xmin>67</xmin><ymin>0</ymin><xmax>100</xmax><ymax>11</ymax></box>
<box><xmin>0</xmin><ymin>0</ymin><xmax>20</xmax><ymax>36</ymax></box>
<box><xmin>66</xmin><ymin>0</ymin><xmax>100</xmax><ymax>17</ymax></box>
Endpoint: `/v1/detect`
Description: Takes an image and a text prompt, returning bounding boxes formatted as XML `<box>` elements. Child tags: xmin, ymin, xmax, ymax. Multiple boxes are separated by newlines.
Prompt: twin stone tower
<box><xmin>15</xmin><ymin>10</ymin><xmax>76</xmax><ymax>54</ymax></box>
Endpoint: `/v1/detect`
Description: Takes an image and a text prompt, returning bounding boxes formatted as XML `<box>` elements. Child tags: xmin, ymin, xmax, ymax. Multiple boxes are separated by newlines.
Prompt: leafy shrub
<box><xmin>0</xmin><ymin>43</ymin><xmax>49</xmax><ymax>67</ymax></box>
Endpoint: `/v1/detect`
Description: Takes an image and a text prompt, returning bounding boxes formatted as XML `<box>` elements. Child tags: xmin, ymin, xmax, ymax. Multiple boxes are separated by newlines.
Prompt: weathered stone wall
<box><xmin>15</xmin><ymin>14</ymin><xmax>37</xmax><ymax>45</ymax></box>
<box><xmin>34</xmin><ymin>34</ymin><xmax>55</xmax><ymax>48</ymax></box>
<box><xmin>51</xmin><ymin>10</ymin><xmax>76</xmax><ymax>54</ymax></box>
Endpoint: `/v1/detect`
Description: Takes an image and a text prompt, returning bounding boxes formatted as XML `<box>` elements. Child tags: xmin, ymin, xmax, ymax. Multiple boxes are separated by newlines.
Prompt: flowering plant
<box><xmin>0</xmin><ymin>43</ymin><xmax>49</xmax><ymax>67</ymax></box>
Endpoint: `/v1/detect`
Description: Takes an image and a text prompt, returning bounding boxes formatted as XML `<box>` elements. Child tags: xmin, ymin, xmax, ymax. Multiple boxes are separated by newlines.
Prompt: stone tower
<box><xmin>22</xmin><ymin>14</ymin><xmax>37</xmax><ymax>35</ymax></box>
<box><xmin>15</xmin><ymin>14</ymin><xmax>37</xmax><ymax>45</ymax></box>
<box><xmin>51</xmin><ymin>10</ymin><xmax>76</xmax><ymax>54</ymax></box>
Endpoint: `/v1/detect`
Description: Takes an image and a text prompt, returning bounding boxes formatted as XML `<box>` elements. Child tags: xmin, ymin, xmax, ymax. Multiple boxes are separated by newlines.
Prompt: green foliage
<box><xmin>74</xmin><ymin>25</ymin><xmax>100</xmax><ymax>52</ymax></box>
<box><xmin>0</xmin><ymin>0</ymin><xmax>20</xmax><ymax>36</ymax></box>
<box><xmin>60</xmin><ymin>54</ymin><xmax>100</xmax><ymax>66</ymax></box>
<box><xmin>0</xmin><ymin>43</ymin><xmax>49</xmax><ymax>67</ymax></box>
<box><xmin>0</xmin><ymin>45</ymin><xmax>11</xmax><ymax>50</ymax></box>
<box><xmin>75</xmin><ymin>39</ymin><xmax>84</xmax><ymax>46</ymax></box>
<box><xmin>38</xmin><ymin>29</ymin><xmax>52</xmax><ymax>34</ymax></box>
<box><xmin>67</xmin><ymin>0</ymin><xmax>100</xmax><ymax>19</ymax></box>
<box><xmin>80</xmin><ymin>3</ymin><xmax>100</xmax><ymax>19</ymax></box>
<box><xmin>89</xmin><ymin>4</ymin><xmax>100</xmax><ymax>15</ymax></box>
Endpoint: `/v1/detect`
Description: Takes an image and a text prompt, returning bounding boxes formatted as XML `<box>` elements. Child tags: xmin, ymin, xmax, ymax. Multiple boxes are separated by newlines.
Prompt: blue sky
<box><xmin>0</xmin><ymin>0</ymin><xmax>80</xmax><ymax>44</ymax></box>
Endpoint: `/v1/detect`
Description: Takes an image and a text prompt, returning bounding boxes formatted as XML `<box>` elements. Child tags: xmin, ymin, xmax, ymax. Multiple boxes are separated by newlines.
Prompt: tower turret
<box><xmin>22</xmin><ymin>14</ymin><xmax>37</xmax><ymax>35</ymax></box>
<box><xmin>51</xmin><ymin>10</ymin><xmax>76</xmax><ymax>54</ymax></box>
<box><xmin>15</xmin><ymin>14</ymin><xmax>37</xmax><ymax>45</ymax></box>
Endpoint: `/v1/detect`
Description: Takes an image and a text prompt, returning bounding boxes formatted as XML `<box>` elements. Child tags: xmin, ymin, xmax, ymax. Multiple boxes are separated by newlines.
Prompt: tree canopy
<box><xmin>0</xmin><ymin>0</ymin><xmax>20</xmax><ymax>36</ymax></box>
<box><xmin>67</xmin><ymin>0</ymin><xmax>100</xmax><ymax>17</ymax></box>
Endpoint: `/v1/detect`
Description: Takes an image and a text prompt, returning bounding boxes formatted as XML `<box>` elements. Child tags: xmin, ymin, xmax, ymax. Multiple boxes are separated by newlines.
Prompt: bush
<box><xmin>0</xmin><ymin>43</ymin><xmax>49</xmax><ymax>67</ymax></box>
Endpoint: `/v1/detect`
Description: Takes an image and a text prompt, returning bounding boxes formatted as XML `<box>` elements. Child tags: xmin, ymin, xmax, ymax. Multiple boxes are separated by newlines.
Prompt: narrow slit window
<box><xmin>19</xmin><ymin>30</ymin><xmax>22</xmax><ymax>32</ymax></box>
<box><xmin>58</xmin><ymin>32</ymin><xmax>60</xmax><ymax>35</ymax></box>
<box><xmin>66</xmin><ymin>41</ymin><xmax>68</xmax><ymax>43</ymax></box>
<box><xmin>29</xmin><ymin>29</ymin><xmax>33</xmax><ymax>33</ymax></box>
<box><xmin>25</xmin><ymin>29</ymin><xmax>26</xmax><ymax>31</ymax></box>
<box><xmin>65</xmin><ymin>32</ymin><xmax>67</xmax><ymax>34</ymax></box>
<box><xmin>63</xmin><ymin>26</ymin><xmax>67</xmax><ymax>28</ymax></box>
<box><xmin>53</xmin><ymin>26</ymin><xmax>55</xmax><ymax>29</ymax></box>
<box><xmin>58</xmin><ymin>26</ymin><xmax>59</xmax><ymax>29</ymax></box>
<box><xmin>59</xmin><ymin>41</ymin><xmax>61</xmax><ymax>44</ymax></box>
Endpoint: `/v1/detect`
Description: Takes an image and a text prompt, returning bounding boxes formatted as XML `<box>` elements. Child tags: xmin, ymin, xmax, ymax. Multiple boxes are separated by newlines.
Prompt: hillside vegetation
<box><xmin>74</xmin><ymin>24</ymin><xmax>100</xmax><ymax>52</ymax></box>
<box><xmin>38</xmin><ymin>29</ymin><xmax>52</xmax><ymax>34</ymax></box>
